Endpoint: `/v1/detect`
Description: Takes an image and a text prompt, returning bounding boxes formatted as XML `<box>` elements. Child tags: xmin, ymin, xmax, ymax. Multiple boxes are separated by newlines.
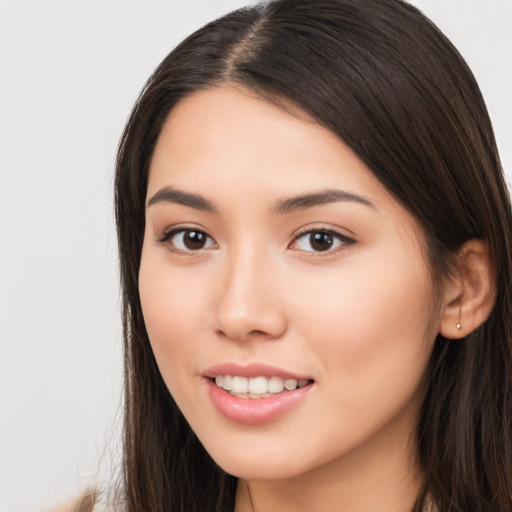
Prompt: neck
<box><xmin>234</xmin><ymin>418</ymin><xmax>424</xmax><ymax>512</ymax></box>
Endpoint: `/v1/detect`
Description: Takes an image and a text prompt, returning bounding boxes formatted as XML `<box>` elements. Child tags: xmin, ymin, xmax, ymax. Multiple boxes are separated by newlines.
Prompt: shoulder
<box><xmin>48</xmin><ymin>489</ymin><xmax>102</xmax><ymax>512</ymax></box>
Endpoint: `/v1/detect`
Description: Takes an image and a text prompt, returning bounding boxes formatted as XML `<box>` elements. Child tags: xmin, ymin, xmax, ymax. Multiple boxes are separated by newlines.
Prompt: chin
<box><xmin>215</xmin><ymin>456</ymin><xmax>306</xmax><ymax>481</ymax></box>
<box><xmin>197</xmin><ymin>432</ymin><xmax>327</xmax><ymax>482</ymax></box>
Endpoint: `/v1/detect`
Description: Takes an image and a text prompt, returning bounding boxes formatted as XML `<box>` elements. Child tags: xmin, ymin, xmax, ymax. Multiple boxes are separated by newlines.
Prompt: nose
<box><xmin>213</xmin><ymin>247</ymin><xmax>288</xmax><ymax>342</ymax></box>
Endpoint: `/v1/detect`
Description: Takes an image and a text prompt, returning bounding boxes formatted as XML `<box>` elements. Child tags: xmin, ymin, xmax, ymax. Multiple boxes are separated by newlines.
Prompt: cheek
<box><xmin>138</xmin><ymin>249</ymin><xmax>209</xmax><ymax>382</ymax></box>
<box><xmin>292</xmin><ymin>248</ymin><xmax>437</xmax><ymax>409</ymax></box>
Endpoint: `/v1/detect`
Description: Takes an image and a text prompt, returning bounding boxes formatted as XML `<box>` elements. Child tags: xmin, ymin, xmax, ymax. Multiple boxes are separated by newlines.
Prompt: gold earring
<box><xmin>456</xmin><ymin>303</ymin><xmax>462</xmax><ymax>330</ymax></box>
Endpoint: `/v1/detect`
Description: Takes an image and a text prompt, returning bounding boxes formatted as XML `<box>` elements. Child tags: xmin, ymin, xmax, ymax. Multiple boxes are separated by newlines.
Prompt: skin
<box><xmin>139</xmin><ymin>86</ymin><xmax>448</xmax><ymax>512</ymax></box>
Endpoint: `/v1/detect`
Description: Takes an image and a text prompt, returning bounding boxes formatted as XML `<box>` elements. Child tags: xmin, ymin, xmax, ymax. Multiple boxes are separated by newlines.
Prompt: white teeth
<box><xmin>231</xmin><ymin>376</ymin><xmax>249</xmax><ymax>394</ymax></box>
<box><xmin>268</xmin><ymin>376</ymin><xmax>284</xmax><ymax>393</ymax></box>
<box><xmin>284</xmin><ymin>379</ymin><xmax>298</xmax><ymax>391</ymax></box>
<box><xmin>248</xmin><ymin>376</ymin><xmax>268</xmax><ymax>394</ymax></box>
<box><xmin>214</xmin><ymin>375</ymin><xmax>311</xmax><ymax>397</ymax></box>
<box><xmin>231</xmin><ymin>391</ymin><xmax>252</xmax><ymax>398</ymax></box>
<box><xmin>222</xmin><ymin>375</ymin><xmax>233</xmax><ymax>391</ymax></box>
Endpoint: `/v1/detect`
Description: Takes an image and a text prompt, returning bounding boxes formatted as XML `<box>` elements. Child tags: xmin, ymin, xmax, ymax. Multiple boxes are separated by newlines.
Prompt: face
<box><xmin>139</xmin><ymin>86</ymin><xmax>442</xmax><ymax>482</ymax></box>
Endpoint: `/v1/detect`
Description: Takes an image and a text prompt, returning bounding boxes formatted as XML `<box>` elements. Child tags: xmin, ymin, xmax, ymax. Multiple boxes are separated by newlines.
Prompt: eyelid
<box><xmin>289</xmin><ymin>226</ymin><xmax>356</xmax><ymax>254</ymax></box>
<box><xmin>155</xmin><ymin>224</ymin><xmax>217</xmax><ymax>253</ymax></box>
<box><xmin>155</xmin><ymin>222</ymin><xmax>209</xmax><ymax>242</ymax></box>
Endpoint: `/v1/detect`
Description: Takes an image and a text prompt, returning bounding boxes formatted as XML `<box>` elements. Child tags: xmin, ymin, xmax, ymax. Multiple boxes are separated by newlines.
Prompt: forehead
<box><xmin>148</xmin><ymin>86</ymin><xmax>384</xmax><ymax>202</ymax></box>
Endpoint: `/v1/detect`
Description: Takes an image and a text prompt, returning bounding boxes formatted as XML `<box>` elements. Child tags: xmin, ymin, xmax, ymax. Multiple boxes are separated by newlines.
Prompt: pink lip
<box><xmin>206</xmin><ymin>379</ymin><xmax>313</xmax><ymax>425</ymax></box>
<box><xmin>203</xmin><ymin>362</ymin><xmax>311</xmax><ymax>381</ymax></box>
<box><xmin>203</xmin><ymin>362</ymin><xmax>314</xmax><ymax>425</ymax></box>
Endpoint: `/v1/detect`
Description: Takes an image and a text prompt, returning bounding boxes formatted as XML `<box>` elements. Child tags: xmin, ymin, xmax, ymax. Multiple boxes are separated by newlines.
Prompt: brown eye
<box><xmin>309</xmin><ymin>232</ymin><xmax>334</xmax><ymax>251</ymax></box>
<box><xmin>182</xmin><ymin>230</ymin><xmax>208</xmax><ymax>250</ymax></box>
<box><xmin>162</xmin><ymin>229</ymin><xmax>216</xmax><ymax>252</ymax></box>
<box><xmin>292</xmin><ymin>229</ymin><xmax>354</xmax><ymax>253</ymax></box>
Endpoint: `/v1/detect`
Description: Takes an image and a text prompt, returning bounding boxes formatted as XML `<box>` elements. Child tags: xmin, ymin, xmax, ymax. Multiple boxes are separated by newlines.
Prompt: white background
<box><xmin>0</xmin><ymin>1</ymin><xmax>510</xmax><ymax>510</ymax></box>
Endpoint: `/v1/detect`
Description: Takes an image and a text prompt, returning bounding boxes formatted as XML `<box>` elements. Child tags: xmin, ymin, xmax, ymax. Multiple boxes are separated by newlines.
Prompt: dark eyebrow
<box><xmin>274</xmin><ymin>189</ymin><xmax>374</xmax><ymax>214</ymax></box>
<box><xmin>146</xmin><ymin>186</ymin><xmax>217</xmax><ymax>213</ymax></box>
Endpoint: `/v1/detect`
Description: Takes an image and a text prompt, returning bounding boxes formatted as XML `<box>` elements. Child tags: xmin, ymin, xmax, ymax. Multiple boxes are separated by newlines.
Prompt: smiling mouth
<box><xmin>214</xmin><ymin>375</ymin><xmax>313</xmax><ymax>399</ymax></box>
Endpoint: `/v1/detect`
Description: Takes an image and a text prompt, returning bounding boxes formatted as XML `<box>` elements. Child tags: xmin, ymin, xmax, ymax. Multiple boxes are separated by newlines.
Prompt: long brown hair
<box><xmin>114</xmin><ymin>1</ymin><xmax>512</xmax><ymax>510</ymax></box>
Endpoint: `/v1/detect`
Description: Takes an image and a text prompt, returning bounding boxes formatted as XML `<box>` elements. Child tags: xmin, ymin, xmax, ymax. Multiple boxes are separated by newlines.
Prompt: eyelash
<box><xmin>156</xmin><ymin>226</ymin><xmax>355</xmax><ymax>255</ymax></box>
<box><xmin>290</xmin><ymin>228</ymin><xmax>355</xmax><ymax>255</ymax></box>
<box><xmin>156</xmin><ymin>227</ymin><xmax>216</xmax><ymax>253</ymax></box>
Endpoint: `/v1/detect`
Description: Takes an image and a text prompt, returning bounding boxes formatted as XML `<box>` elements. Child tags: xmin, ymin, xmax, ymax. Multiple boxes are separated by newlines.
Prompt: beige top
<box><xmin>49</xmin><ymin>489</ymin><xmax>100</xmax><ymax>512</ymax></box>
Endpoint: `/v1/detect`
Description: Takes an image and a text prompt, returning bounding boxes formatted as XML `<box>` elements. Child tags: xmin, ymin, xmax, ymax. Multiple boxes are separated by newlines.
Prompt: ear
<box><xmin>439</xmin><ymin>239</ymin><xmax>497</xmax><ymax>339</ymax></box>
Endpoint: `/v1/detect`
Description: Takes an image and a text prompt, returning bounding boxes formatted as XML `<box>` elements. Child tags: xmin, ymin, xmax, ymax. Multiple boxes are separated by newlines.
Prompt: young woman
<box><xmin>76</xmin><ymin>0</ymin><xmax>512</xmax><ymax>510</ymax></box>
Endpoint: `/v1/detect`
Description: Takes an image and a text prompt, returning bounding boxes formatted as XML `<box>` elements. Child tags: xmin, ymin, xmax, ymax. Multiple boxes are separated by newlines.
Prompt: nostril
<box><xmin>248</xmin><ymin>329</ymin><xmax>268</xmax><ymax>337</ymax></box>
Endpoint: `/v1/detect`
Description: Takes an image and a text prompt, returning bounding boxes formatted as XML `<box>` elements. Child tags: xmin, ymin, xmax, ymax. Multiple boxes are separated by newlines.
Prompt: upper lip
<box><xmin>203</xmin><ymin>362</ymin><xmax>312</xmax><ymax>381</ymax></box>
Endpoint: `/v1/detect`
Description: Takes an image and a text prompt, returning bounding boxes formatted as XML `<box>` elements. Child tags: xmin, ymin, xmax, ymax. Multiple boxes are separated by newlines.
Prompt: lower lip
<box><xmin>206</xmin><ymin>379</ymin><xmax>313</xmax><ymax>425</ymax></box>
